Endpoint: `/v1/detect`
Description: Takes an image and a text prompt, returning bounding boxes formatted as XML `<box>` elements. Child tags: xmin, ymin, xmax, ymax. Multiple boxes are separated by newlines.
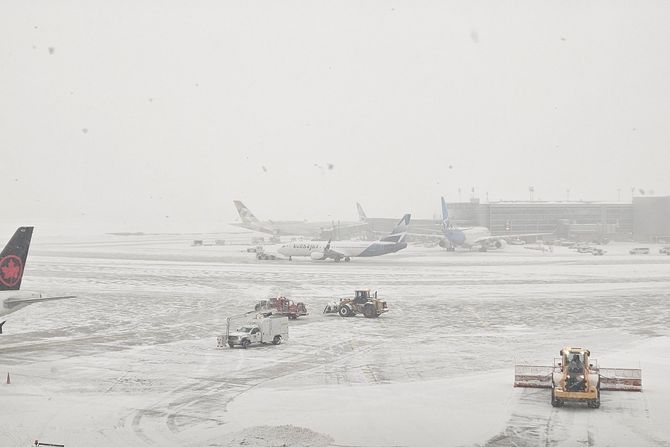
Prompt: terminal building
<box><xmin>632</xmin><ymin>196</ymin><xmax>670</xmax><ymax>242</ymax></box>
<box><xmin>364</xmin><ymin>196</ymin><xmax>670</xmax><ymax>243</ymax></box>
<box><xmin>449</xmin><ymin>200</ymin><xmax>633</xmax><ymax>242</ymax></box>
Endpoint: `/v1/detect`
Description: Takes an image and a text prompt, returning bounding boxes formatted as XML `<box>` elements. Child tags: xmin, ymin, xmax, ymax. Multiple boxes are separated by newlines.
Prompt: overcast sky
<box><xmin>1</xmin><ymin>1</ymin><xmax>669</xmax><ymax>234</ymax></box>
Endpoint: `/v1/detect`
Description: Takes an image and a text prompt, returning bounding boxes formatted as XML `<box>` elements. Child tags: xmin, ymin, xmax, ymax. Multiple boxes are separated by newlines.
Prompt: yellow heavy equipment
<box><xmin>552</xmin><ymin>347</ymin><xmax>601</xmax><ymax>408</ymax></box>
<box><xmin>514</xmin><ymin>346</ymin><xmax>642</xmax><ymax>408</ymax></box>
<box><xmin>323</xmin><ymin>289</ymin><xmax>389</xmax><ymax>318</ymax></box>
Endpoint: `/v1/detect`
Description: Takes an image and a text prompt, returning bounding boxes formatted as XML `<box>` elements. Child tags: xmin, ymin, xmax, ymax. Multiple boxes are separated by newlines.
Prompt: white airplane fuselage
<box><xmin>463</xmin><ymin>227</ymin><xmax>493</xmax><ymax>247</ymax></box>
<box><xmin>278</xmin><ymin>239</ymin><xmax>406</xmax><ymax>260</ymax></box>
<box><xmin>443</xmin><ymin>226</ymin><xmax>499</xmax><ymax>250</ymax></box>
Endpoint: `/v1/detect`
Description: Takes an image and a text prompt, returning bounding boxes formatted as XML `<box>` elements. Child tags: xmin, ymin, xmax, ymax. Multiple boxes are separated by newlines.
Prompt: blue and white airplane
<box><xmin>439</xmin><ymin>197</ymin><xmax>497</xmax><ymax>251</ymax></box>
<box><xmin>439</xmin><ymin>197</ymin><xmax>550</xmax><ymax>252</ymax></box>
<box><xmin>278</xmin><ymin>214</ymin><xmax>410</xmax><ymax>262</ymax></box>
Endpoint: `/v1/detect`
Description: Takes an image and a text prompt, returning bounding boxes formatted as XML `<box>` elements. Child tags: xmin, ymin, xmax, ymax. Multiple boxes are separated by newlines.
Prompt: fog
<box><xmin>2</xmin><ymin>1</ymin><xmax>669</xmax><ymax>234</ymax></box>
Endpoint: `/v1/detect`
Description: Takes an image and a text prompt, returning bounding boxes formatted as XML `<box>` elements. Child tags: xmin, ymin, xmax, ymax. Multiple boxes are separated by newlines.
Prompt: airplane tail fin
<box><xmin>389</xmin><ymin>213</ymin><xmax>411</xmax><ymax>236</ymax></box>
<box><xmin>356</xmin><ymin>203</ymin><xmax>368</xmax><ymax>222</ymax></box>
<box><xmin>441</xmin><ymin>196</ymin><xmax>450</xmax><ymax>230</ymax></box>
<box><xmin>0</xmin><ymin>227</ymin><xmax>33</xmax><ymax>291</ymax></box>
<box><xmin>0</xmin><ymin>320</ymin><xmax>5</xmax><ymax>334</ymax></box>
<box><xmin>233</xmin><ymin>200</ymin><xmax>260</xmax><ymax>225</ymax></box>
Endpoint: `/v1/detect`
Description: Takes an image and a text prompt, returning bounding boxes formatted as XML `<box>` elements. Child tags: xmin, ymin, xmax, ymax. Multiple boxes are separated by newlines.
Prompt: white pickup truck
<box><xmin>219</xmin><ymin>315</ymin><xmax>289</xmax><ymax>349</ymax></box>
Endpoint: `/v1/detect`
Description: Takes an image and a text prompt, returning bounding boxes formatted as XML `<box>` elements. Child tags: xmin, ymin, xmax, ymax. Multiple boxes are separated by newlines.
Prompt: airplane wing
<box><xmin>472</xmin><ymin>233</ymin><xmax>554</xmax><ymax>245</ymax></box>
<box><xmin>324</xmin><ymin>248</ymin><xmax>347</xmax><ymax>259</ymax></box>
<box><xmin>321</xmin><ymin>240</ymin><xmax>348</xmax><ymax>260</ymax></box>
<box><xmin>3</xmin><ymin>295</ymin><xmax>76</xmax><ymax>309</ymax></box>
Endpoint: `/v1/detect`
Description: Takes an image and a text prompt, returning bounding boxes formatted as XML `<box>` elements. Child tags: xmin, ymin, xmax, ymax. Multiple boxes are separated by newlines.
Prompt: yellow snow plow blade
<box><xmin>514</xmin><ymin>365</ymin><xmax>642</xmax><ymax>392</ymax></box>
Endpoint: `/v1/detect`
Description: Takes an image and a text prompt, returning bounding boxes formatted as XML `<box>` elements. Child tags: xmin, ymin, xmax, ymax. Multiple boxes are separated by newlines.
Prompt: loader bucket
<box><xmin>599</xmin><ymin>368</ymin><xmax>642</xmax><ymax>391</ymax></box>
<box><xmin>513</xmin><ymin>365</ymin><xmax>553</xmax><ymax>389</ymax></box>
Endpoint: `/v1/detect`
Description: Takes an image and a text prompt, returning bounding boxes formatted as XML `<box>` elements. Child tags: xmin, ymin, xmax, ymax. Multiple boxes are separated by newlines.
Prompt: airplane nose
<box><xmin>278</xmin><ymin>245</ymin><xmax>287</xmax><ymax>255</ymax></box>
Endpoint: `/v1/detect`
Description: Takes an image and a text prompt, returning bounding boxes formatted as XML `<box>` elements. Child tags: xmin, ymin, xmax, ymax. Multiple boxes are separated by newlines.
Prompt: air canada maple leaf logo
<box><xmin>0</xmin><ymin>255</ymin><xmax>23</xmax><ymax>287</ymax></box>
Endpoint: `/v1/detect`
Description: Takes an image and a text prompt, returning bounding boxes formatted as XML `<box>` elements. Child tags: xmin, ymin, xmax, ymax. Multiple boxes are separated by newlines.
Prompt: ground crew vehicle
<box><xmin>660</xmin><ymin>246</ymin><xmax>670</xmax><ymax>255</ymax></box>
<box><xmin>323</xmin><ymin>289</ymin><xmax>388</xmax><ymax>318</ymax></box>
<box><xmin>514</xmin><ymin>346</ymin><xmax>642</xmax><ymax>408</ymax></box>
<box><xmin>218</xmin><ymin>313</ymin><xmax>288</xmax><ymax>349</ymax></box>
<box><xmin>629</xmin><ymin>247</ymin><xmax>650</xmax><ymax>255</ymax></box>
<box><xmin>255</xmin><ymin>247</ymin><xmax>278</xmax><ymax>260</ymax></box>
<box><xmin>254</xmin><ymin>296</ymin><xmax>308</xmax><ymax>319</ymax></box>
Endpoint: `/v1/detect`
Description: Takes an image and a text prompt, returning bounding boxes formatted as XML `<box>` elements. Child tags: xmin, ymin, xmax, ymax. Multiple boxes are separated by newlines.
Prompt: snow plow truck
<box><xmin>254</xmin><ymin>296</ymin><xmax>308</xmax><ymax>320</ymax></box>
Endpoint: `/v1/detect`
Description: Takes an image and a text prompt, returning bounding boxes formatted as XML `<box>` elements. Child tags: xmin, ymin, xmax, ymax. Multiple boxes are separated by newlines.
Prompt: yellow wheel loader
<box><xmin>514</xmin><ymin>346</ymin><xmax>642</xmax><ymax>409</ymax></box>
<box><xmin>323</xmin><ymin>289</ymin><xmax>389</xmax><ymax>318</ymax></box>
<box><xmin>551</xmin><ymin>347</ymin><xmax>600</xmax><ymax>408</ymax></box>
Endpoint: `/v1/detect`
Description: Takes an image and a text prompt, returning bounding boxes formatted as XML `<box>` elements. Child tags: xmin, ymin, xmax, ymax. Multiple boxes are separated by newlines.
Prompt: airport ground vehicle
<box><xmin>514</xmin><ymin>346</ymin><xmax>642</xmax><ymax>408</ymax></box>
<box><xmin>323</xmin><ymin>289</ymin><xmax>388</xmax><ymax>318</ymax></box>
<box><xmin>219</xmin><ymin>313</ymin><xmax>288</xmax><ymax>349</ymax></box>
<box><xmin>255</xmin><ymin>247</ymin><xmax>278</xmax><ymax>260</ymax></box>
<box><xmin>254</xmin><ymin>296</ymin><xmax>308</xmax><ymax>319</ymax></box>
<box><xmin>629</xmin><ymin>247</ymin><xmax>650</xmax><ymax>255</ymax></box>
<box><xmin>591</xmin><ymin>247</ymin><xmax>605</xmax><ymax>256</ymax></box>
<box><xmin>660</xmin><ymin>246</ymin><xmax>670</xmax><ymax>255</ymax></box>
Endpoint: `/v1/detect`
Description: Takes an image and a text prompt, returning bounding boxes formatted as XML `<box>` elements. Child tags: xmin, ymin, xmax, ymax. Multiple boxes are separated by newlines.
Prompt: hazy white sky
<box><xmin>1</xmin><ymin>1</ymin><xmax>669</xmax><ymax>234</ymax></box>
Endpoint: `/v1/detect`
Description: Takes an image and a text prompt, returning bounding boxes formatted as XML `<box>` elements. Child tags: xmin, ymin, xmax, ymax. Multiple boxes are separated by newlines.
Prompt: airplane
<box><xmin>356</xmin><ymin>202</ymin><xmax>443</xmax><ymax>240</ymax></box>
<box><xmin>0</xmin><ymin>227</ymin><xmax>75</xmax><ymax>333</ymax></box>
<box><xmin>277</xmin><ymin>214</ymin><xmax>411</xmax><ymax>262</ymax></box>
<box><xmin>439</xmin><ymin>197</ymin><xmax>549</xmax><ymax>252</ymax></box>
<box><xmin>232</xmin><ymin>200</ymin><xmax>368</xmax><ymax>240</ymax></box>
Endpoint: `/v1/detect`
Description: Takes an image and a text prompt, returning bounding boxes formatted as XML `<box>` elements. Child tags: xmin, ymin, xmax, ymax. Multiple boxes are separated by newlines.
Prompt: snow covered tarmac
<box><xmin>1</xmin><ymin>234</ymin><xmax>670</xmax><ymax>446</ymax></box>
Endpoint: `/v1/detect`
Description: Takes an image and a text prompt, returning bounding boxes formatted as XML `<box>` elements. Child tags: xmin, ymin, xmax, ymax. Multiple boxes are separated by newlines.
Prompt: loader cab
<box><xmin>567</xmin><ymin>353</ymin><xmax>585</xmax><ymax>374</ymax></box>
<box><xmin>560</xmin><ymin>347</ymin><xmax>590</xmax><ymax>373</ymax></box>
<box><xmin>354</xmin><ymin>289</ymin><xmax>371</xmax><ymax>304</ymax></box>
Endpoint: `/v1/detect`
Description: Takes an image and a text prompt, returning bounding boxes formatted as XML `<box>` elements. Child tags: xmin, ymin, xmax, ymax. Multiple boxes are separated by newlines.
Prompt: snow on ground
<box><xmin>1</xmin><ymin>234</ymin><xmax>669</xmax><ymax>446</ymax></box>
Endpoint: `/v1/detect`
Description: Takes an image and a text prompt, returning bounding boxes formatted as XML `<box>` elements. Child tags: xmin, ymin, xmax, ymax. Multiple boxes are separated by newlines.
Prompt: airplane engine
<box><xmin>310</xmin><ymin>251</ymin><xmax>326</xmax><ymax>261</ymax></box>
<box><xmin>495</xmin><ymin>239</ymin><xmax>504</xmax><ymax>249</ymax></box>
<box><xmin>438</xmin><ymin>238</ymin><xmax>448</xmax><ymax>248</ymax></box>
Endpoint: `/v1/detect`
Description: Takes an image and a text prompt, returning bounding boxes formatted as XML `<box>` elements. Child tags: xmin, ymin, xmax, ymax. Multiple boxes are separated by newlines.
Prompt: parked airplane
<box><xmin>356</xmin><ymin>202</ymin><xmax>442</xmax><ymax>240</ymax></box>
<box><xmin>439</xmin><ymin>197</ymin><xmax>549</xmax><ymax>251</ymax></box>
<box><xmin>0</xmin><ymin>227</ymin><xmax>75</xmax><ymax>333</ymax></box>
<box><xmin>277</xmin><ymin>214</ymin><xmax>411</xmax><ymax>262</ymax></box>
<box><xmin>232</xmin><ymin>200</ymin><xmax>368</xmax><ymax>240</ymax></box>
